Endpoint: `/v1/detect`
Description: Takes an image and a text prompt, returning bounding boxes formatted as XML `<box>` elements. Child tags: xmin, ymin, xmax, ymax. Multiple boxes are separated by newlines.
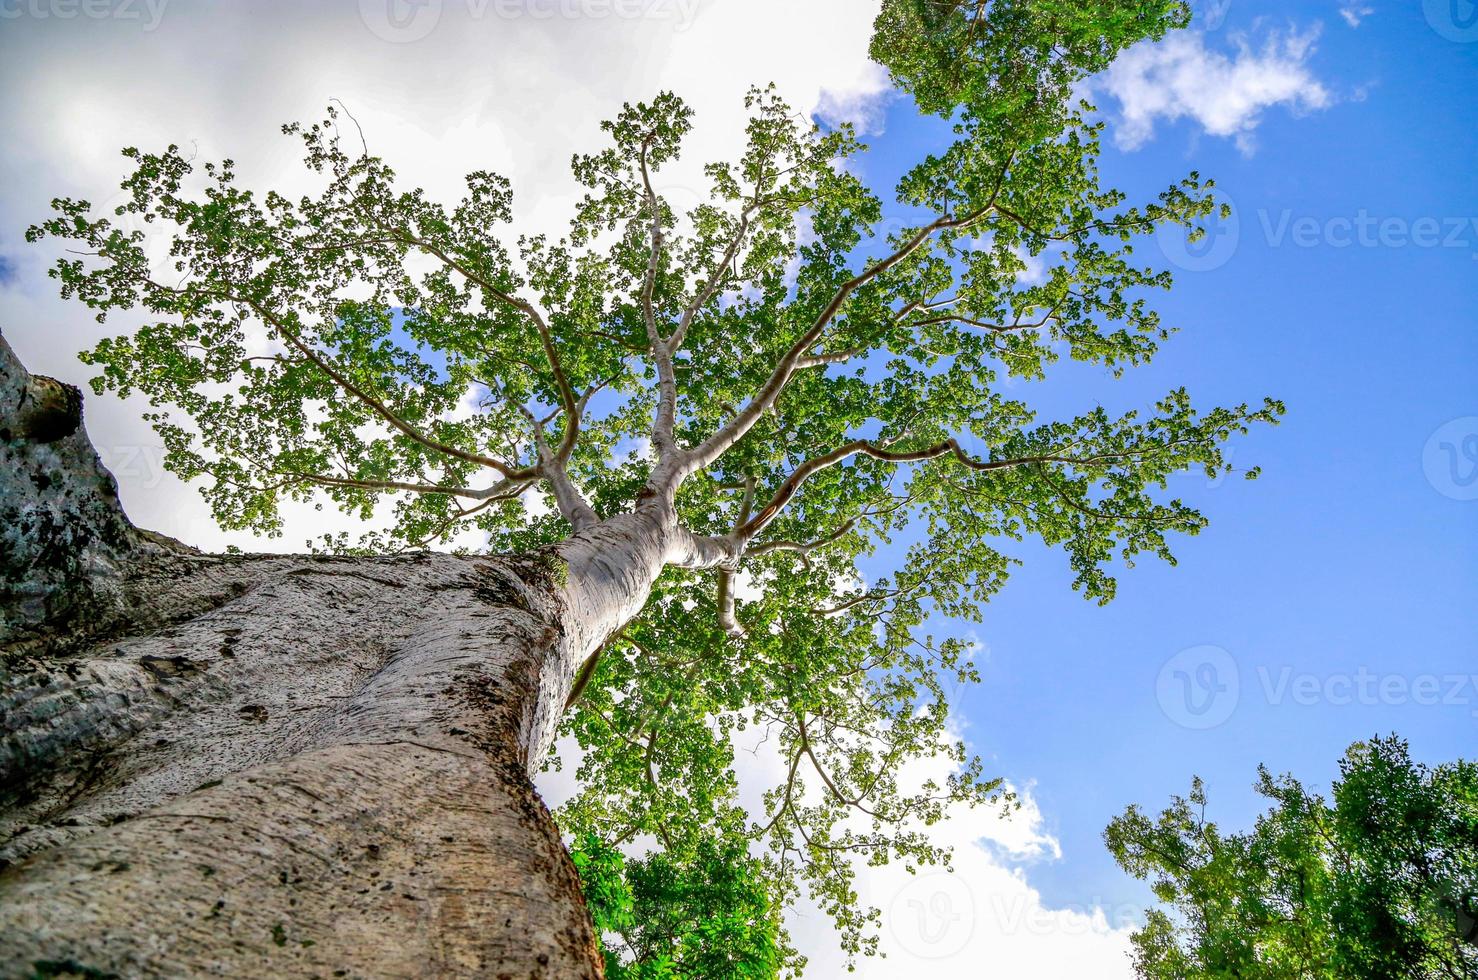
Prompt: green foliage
<box><xmin>1106</xmin><ymin>736</ymin><xmax>1478</xmax><ymax>978</ymax></box>
<box><xmin>873</xmin><ymin>0</ymin><xmax>1189</xmax><ymax>121</ymax></box>
<box><xmin>28</xmin><ymin>0</ymin><xmax>1281</xmax><ymax>968</ymax></box>
<box><xmin>570</xmin><ymin>833</ymin><xmax>787</xmax><ymax>979</ymax></box>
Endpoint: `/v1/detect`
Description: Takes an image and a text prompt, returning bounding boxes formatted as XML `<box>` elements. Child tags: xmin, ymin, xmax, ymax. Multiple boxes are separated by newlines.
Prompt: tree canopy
<box><xmin>28</xmin><ymin>0</ymin><xmax>1282</xmax><ymax>968</ymax></box>
<box><xmin>1107</xmin><ymin>736</ymin><xmax>1478</xmax><ymax>978</ymax></box>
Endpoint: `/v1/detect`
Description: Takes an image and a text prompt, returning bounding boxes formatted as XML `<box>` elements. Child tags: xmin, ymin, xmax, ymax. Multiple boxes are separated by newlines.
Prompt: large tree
<box><xmin>1</xmin><ymin>1</ymin><xmax>1280</xmax><ymax>975</ymax></box>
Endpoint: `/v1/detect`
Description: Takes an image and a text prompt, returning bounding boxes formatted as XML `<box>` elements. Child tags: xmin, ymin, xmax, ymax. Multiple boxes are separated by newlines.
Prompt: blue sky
<box><xmin>0</xmin><ymin>0</ymin><xmax>1473</xmax><ymax>973</ymax></box>
<box><xmin>847</xmin><ymin>0</ymin><xmax>1478</xmax><ymax>920</ymax></box>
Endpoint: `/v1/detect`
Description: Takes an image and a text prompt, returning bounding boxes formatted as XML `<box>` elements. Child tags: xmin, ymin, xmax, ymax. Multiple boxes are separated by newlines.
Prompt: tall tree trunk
<box><xmin>0</xmin><ymin>335</ymin><xmax>669</xmax><ymax>977</ymax></box>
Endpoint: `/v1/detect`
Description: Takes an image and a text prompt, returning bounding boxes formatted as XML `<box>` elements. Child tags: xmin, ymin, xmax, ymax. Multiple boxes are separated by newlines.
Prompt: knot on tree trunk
<box><xmin>0</xmin><ymin>331</ymin><xmax>171</xmax><ymax>644</ymax></box>
<box><xmin>9</xmin><ymin>372</ymin><xmax>82</xmax><ymax>444</ymax></box>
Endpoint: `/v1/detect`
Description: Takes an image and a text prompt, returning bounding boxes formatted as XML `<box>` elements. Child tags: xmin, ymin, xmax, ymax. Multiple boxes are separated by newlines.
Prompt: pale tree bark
<box><xmin>0</xmin><ymin>335</ymin><xmax>680</xmax><ymax>978</ymax></box>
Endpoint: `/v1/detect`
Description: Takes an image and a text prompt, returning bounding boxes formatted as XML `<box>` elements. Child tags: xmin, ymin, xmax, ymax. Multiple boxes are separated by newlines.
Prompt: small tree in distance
<box><xmin>1107</xmin><ymin>736</ymin><xmax>1478</xmax><ymax>978</ymax></box>
<box><xmin>573</xmin><ymin>832</ymin><xmax>786</xmax><ymax>978</ymax></box>
<box><xmin>3</xmin><ymin>1</ymin><xmax>1282</xmax><ymax>974</ymax></box>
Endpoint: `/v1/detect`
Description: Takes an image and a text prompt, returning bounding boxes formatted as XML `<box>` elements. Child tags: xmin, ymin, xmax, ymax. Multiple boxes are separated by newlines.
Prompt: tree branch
<box><xmin>677</xmin><ymin>153</ymin><xmax>1015</xmax><ymax>482</ymax></box>
<box><xmin>394</xmin><ymin>233</ymin><xmax>583</xmax><ymax>463</ymax></box>
<box><xmin>504</xmin><ymin>387</ymin><xmax>599</xmax><ymax>531</ymax></box>
<box><xmin>243</xmin><ymin>299</ymin><xmax>535</xmax><ymax>480</ymax></box>
<box><xmin>277</xmin><ymin>471</ymin><xmax>527</xmax><ymax>501</ymax></box>
<box><xmin>739</xmin><ymin>436</ymin><xmax>1172</xmax><ymax>543</ymax></box>
<box><xmin>637</xmin><ymin>135</ymin><xmax>680</xmax><ymax>459</ymax></box>
<box><xmin>666</xmin><ymin>201</ymin><xmax>759</xmax><ymax>354</ymax></box>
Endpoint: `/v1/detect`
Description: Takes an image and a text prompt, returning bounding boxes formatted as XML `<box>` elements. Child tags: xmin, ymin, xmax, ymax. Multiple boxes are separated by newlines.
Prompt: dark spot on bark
<box><xmin>271</xmin><ymin>922</ymin><xmax>287</xmax><ymax>947</ymax></box>
<box><xmin>29</xmin><ymin>959</ymin><xmax>118</xmax><ymax>980</ymax></box>
<box><xmin>238</xmin><ymin>704</ymin><xmax>269</xmax><ymax>723</ymax></box>
<box><xmin>138</xmin><ymin>654</ymin><xmax>201</xmax><ymax>681</ymax></box>
<box><xmin>194</xmin><ymin>779</ymin><xmax>223</xmax><ymax>792</ymax></box>
<box><xmin>471</xmin><ymin>578</ymin><xmax>526</xmax><ymax>611</ymax></box>
<box><xmin>365</xmin><ymin>843</ymin><xmax>381</xmax><ymax>858</ymax></box>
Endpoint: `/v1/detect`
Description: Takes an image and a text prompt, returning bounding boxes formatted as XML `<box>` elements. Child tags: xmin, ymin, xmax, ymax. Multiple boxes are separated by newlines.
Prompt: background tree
<box><xmin>1106</xmin><ymin>736</ymin><xmax>1478</xmax><ymax>978</ymax></box>
<box><xmin>572</xmin><ymin>832</ymin><xmax>786</xmax><ymax>978</ymax></box>
<box><xmin>2</xmin><ymin>0</ymin><xmax>1280</xmax><ymax>974</ymax></box>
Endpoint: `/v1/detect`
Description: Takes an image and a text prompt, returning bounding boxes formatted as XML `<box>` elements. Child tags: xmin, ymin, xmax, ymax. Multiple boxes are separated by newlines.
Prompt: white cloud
<box><xmin>814</xmin><ymin>61</ymin><xmax>894</xmax><ymax>136</ymax></box>
<box><xmin>1098</xmin><ymin>27</ymin><xmax>1331</xmax><ymax>154</ymax></box>
<box><xmin>1014</xmin><ymin>245</ymin><xmax>1051</xmax><ymax>286</ymax></box>
<box><xmin>786</xmin><ymin>746</ymin><xmax>1136</xmax><ymax>978</ymax></box>
<box><xmin>1339</xmin><ymin>3</ymin><xmax>1374</xmax><ymax>28</ymax></box>
<box><xmin>540</xmin><ymin>724</ymin><xmax>1137</xmax><ymax>979</ymax></box>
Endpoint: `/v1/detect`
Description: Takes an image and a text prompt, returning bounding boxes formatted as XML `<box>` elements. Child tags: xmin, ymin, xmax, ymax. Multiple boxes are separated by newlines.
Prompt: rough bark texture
<box><xmin>0</xmin><ymin>335</ymin><xmax>641</xmax><ymax>978</ymax></box>
<box><xmin>0</xmin><ymin>332</ymin><xmax>164</xmax><ymax>649</ymax></box>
